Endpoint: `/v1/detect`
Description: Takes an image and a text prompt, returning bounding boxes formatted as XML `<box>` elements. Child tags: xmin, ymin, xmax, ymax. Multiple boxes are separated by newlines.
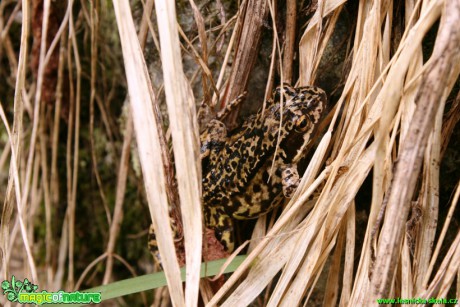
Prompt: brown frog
<box><xmin>200</xmin><ymin>84</ymin><xmax>327</xmax><ymax>251</ymax></box>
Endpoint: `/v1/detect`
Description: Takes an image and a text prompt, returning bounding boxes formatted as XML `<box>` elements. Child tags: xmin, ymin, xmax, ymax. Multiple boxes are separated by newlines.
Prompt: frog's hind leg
<box><xmin>148</xmin><ymin>218</ymin><xmax>183</xmax><ymax>267</ymax></box>
<box><xmin>213</xmin><ymin>217</ymin><xmax>235</xmax><ymax>252</ymax></box>
<box><xmin>148</xmin><ymin>224</ymin><xmax>163</xmax><ymax>265</ymax></box>
<box><xmin>205</xmin><ymin>203</ymin><xmax>236</xmax><ymax>252</ymax></box>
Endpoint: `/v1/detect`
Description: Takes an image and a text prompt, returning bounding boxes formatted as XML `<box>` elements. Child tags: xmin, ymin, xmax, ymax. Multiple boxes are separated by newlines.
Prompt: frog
<box><xmin>148</xmin><ymin>84</ymin><xmax>327</xmax><ymax>260</ymax></box>
<box><xmin>200</xmin><ymin>84</ymin><xmax>327</xmax><ymax>251</ymax></box>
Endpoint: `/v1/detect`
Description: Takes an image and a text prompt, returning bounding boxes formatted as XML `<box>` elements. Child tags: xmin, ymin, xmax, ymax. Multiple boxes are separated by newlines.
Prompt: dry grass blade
<box><xmin>103</xmin><ymin>0</ymin><xmax>152</xmax><ymax>285</ymax></box>
<box><xmin>299</xmin><ymin>0</ymin><xmax>346</xmax><ymax>85</ymax></box>
<box><xmin>0</xmin><ymin>0</ymin><xmax>37</xmax><ymax>283</ymax></box>
<box><xmin>154</xmin><ymin>1</ymin><xmax>202</xmax><ymax>306</ymax></box>
<box><xmin>111</xmin><ymin>1</ymin><xmax>184</xmax><ymax>306</ymax></box>
<box><xmin>88</xmin><ymin>0</ymin><xmax>111</xmax><ymax>233</ymax></box>
<box><xmin>282</xmin><ymin>0</ymin><xmax>296</xmax><ymax>83</ymax></box>
<box><xmin>66</xmin><ymin>0</ymin><xmax>84</xmax><ymax>288</ymax></box>
<box><xmin>188</xmin><ymin>0</ymin><xmax>211</xmax><ymax>101</ymax></box>
<box><xmin>102</xmin><ymin>111</ymin><xmax>133</xmax><ymax>285</ymax></box>
<box><xmin>222</xmin><ymin>0</ymin><xmax>267</xmax><ymax>111</ymax></box>
<box><xmin>418</xmin><ymin>181</ymin><xmax>460</xmax><ymax>297</ymax></box>
<box><xmin>369</xmin><ymin>0</ymin><xmax>460</xmax><ymax>301</ymax></box>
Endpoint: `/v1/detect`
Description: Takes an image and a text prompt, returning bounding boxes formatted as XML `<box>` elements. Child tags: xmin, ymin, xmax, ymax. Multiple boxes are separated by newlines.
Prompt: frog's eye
<box><xmin>295</xmin><ymin>116</ymin><xmax>310</xmax><ymax>132</ymax></box>
<box><xmin>274</xmin><ymin>86</ymin><xmax>282</xmax><ymax>96</ymax></box>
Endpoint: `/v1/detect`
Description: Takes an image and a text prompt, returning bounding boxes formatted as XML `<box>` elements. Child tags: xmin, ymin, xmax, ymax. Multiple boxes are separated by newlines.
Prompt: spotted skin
<box><xmin>201</xmin><ymin>84</ymin><xmax>327</xmax><ymax>251</ymax></box>
<box><xmin>149</xmin><ymin>84</ymin><xmax>327</xmax><ymax>258</ymax></box>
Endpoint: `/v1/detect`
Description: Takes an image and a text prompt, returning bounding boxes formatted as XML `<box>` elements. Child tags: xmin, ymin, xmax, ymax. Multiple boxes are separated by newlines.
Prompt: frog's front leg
<box><xmin>213</xmin><ymin>216</ymin><xmax>235</xmax><ymax>252</ymax></box>
<box><xmin>205</xmin><ymin>204</ymin><xmax>235</xmax><ymax>251</ymax></box>
<box><xmin>281</xmin><ymin>164</ymin><xmax>300</xmax><ymax>198</ymax></box>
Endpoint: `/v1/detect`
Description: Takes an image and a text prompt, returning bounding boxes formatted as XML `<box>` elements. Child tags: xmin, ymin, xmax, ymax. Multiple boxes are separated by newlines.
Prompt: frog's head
<box><xmin>270</xmin><ymin>84</ymin><xmax>326</xmax><ymax>131</ymax></box>
<box><xmin>269</xmin><ymin>84</ymin><xmax>327</xmax><ymax>161</ymax></box>
<box><xmin>290</xmin><ymin>85</ymin><xmax>327</xmax><ymax>131</ymax></box>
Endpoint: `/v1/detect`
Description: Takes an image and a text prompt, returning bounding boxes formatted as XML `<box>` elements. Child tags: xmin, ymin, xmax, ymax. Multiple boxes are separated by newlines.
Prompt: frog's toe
<box><xmin>214</xmin><ymin>224</ymin><xmax>235</xmax><ymax>252</ymax></box>
<box><xmin>281</xmin><ymin>164</ymin><xmax>300</xmax><ymax>198</ymax></box>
